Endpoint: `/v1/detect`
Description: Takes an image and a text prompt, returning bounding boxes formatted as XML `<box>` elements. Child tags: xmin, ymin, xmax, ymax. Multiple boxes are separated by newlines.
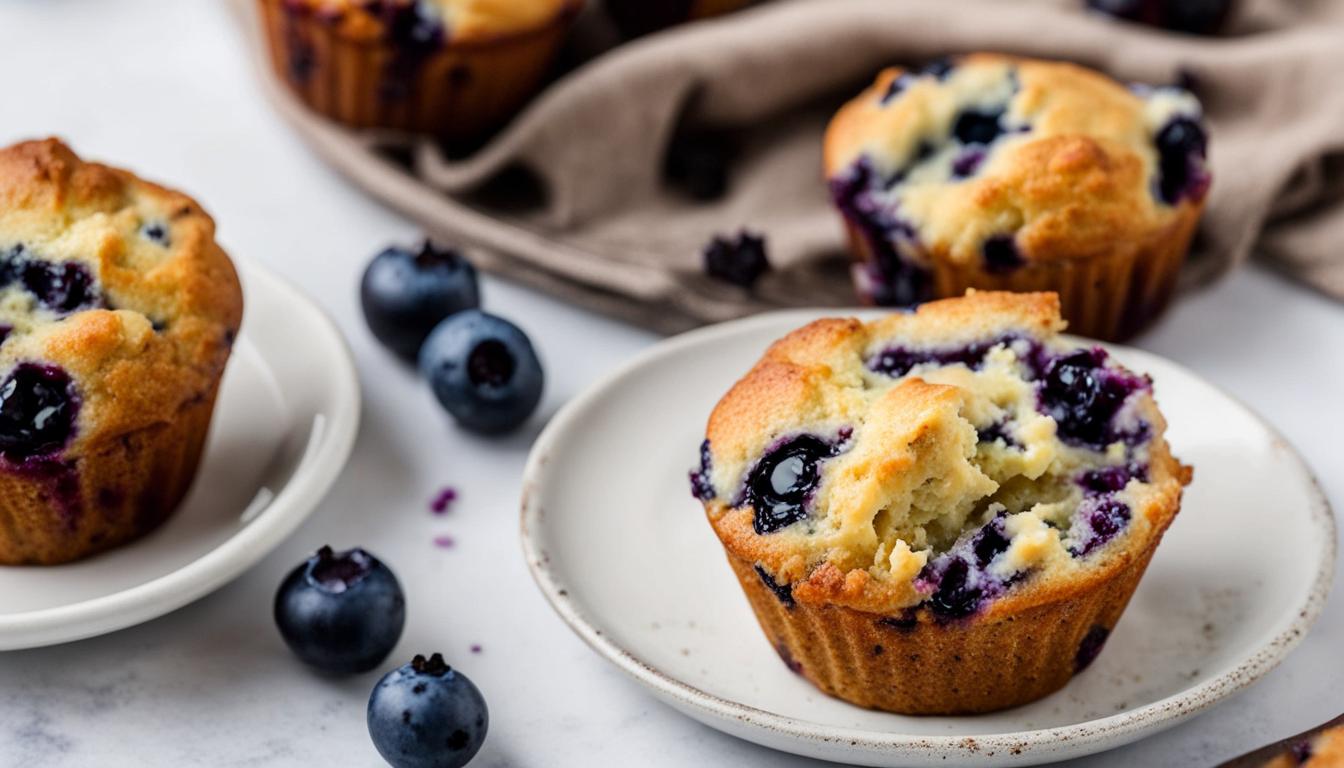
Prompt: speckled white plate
<box><xmin>0</xmin><ymin>260</ymin><xmax>359</xmax><ymax>650</ymax></box>
<box><xmin>521</xmin><ymin>309</ymin><xmax>1335</xmax><ymax>767</ymax></box>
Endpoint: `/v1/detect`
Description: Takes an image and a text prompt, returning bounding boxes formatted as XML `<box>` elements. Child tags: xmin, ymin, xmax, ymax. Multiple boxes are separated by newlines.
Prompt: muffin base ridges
<box><xmin>0</xmin><ymin>385</ymin><xmax>221</xmax><ymax>566</ymax></box>
<box><xmin>841</xmin><ymin>203</ymin><xmax>1201</xmax><ymax>342</ymax></box>
<box><xmin>724</xmin><ymin>539</ymin><xmax>1162</xmax><ymax>715</ymax></box>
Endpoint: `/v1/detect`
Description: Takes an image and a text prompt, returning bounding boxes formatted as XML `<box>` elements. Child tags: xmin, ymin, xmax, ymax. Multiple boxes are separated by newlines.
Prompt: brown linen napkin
<box><xmin>235</xmin><ymin>0</ymin><xmax>1344</xmax><ymax>333</ymax></box>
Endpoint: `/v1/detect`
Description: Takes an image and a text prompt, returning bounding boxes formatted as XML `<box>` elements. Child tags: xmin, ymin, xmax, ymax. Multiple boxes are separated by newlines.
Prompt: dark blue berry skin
<box><xmin>1154</xmin><ymin>117</ymin><xmax>1210</xmax><ymax>205</ymax></box>
<box><xmin>0</xmin><ymin>245</ymin><xmax>102</xmax><ymax>314</ymax></box>
<box><xmin>703</xmin><ymin>230</ymin><xmax>770</xmax><ymax>288</ymax></box>
<box><xmin>368</xmin><ymin>654</ymin><xmax>488</xmax><ymax>768</ymax></box>
<box><xmin>688</xmin><ymin>439</ymin><xmax>715</xmax><ymax>501</ymax></box>
<box><xmin>952</xmin><ymin>109</ymin><xmax>1005</xmax><ymax>146</ymax></box>
<box><xmin>361</xmin><ymin>241</ymin><xmax>480</xmax><ymax>361</ymax></box>
<box><xmin>0</xmin><ymin>363</ymin><xmax>79</xmax><ymax>461</ymax></box>
<box><xmin>419</xmin><ymin>310</ymin><xmax>544</xmax><ymax>435</ymax></box>
<box><xmin>274</xmin><ymin>546</ymin><xmax>406</xmax><ymax>674</ymax></box>
<box><xmin>743</xmin><ymin>434</ymin><xmax>841</xmax><ymax>534</ymax></box>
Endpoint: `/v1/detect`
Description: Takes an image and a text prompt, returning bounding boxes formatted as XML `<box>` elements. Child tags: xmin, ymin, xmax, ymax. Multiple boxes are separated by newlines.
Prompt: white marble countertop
<box><xmin>0</xmin><ymin>2</ymin><xmax>1340</xmax><ymax>766</ymax></box>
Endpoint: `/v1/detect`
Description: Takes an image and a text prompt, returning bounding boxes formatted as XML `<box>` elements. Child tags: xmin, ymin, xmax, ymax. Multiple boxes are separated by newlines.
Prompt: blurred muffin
<box><xmin>258</xmin><ymin>0</ymin><xmax>582</xmax><ymax>145</ymax></box>
<box><xmin>1219</xmin><ymin>718</ymin><xmax>1344</xmax><ymax>767</ymax></box>
<box><xmin>0</xmin><ymin>139</ymin><xmax>242</xmax><ymax>564</ymax></box>
<box><xmin>691</xmin><ymin>291</ymin><xmax>1189</xmax><ymax>713</ymax></box>
<box><xmin>824</xmin><ymin>54</ymin><xmax>1211</xmax><ymax>340</ymax></box>
<box><xmin>604</xmin><ymin>0</ymin><xmax>754</xmax><ymax>38</ymax></box>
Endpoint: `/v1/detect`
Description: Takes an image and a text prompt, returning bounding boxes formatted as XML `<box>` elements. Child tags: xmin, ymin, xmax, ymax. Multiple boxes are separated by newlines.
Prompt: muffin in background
<box><xmin>0</xmin><ymin>139</ymin><xmax>243</xmax><ymax>565</ymax></box>
<box><xmin>691</xmin><ymin>291</ymin><xmax>1190</xmax><ymax>714</ymax></box>
<box><xmin>258</xmin><ymin>0</ymin><xmax>582</xmax><ymax>146</ymax></box>
<box><xmin>824</xmin><ymin>54</ymin><xmax>1211</xmax><ymax>341</ymax></box>
<box><xmin>604</xmin><ymin>0</ymin><xmax>754</xmax><ymax>38</ymax></box>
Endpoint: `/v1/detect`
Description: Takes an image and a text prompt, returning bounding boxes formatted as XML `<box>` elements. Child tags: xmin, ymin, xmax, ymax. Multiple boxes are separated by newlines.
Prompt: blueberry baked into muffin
<box><xmin>1219</xmin><ymin>718</ymin><xmax>1344</xmax><ymax>768</ymax></box>
<box><xmin>604</xmin><ymin>0</ymin><xmax>754</xmax><ymax>38</ymax></box>
<box><xmin>258</xmin><ymin>0</ymin><xmax>582</xmax><ymax>144</ymax></box>
<box><xmin>824</xmin><ymin>54</ymin><xmax>1211</xmax><ymax>341</ymax></box>
<box><xmin>0</xmin><ymin>139</ymin><xmax>243</xmax><ymax>565</ymax></box>
<box><xmin>691</xmin><ymin>291</ymin><xmax>1189</xmax><ymax>714</ymax></box>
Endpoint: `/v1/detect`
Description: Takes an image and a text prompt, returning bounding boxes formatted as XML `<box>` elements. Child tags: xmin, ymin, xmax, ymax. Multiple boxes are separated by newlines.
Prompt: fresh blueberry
<box><xmin>744</xmin><ymin>434</ymin><xmax>840</xmax><ymax>534</ymax></box>
<box><xmin>367</xmin><ymin>653</ymin><xmax>488</xmax><ymax>768</ymax></box>
<box><xmin>1086</xmin><ymin>0</ymin><xmax>1234</xmax><ymax>34</ymax></box>
<box><xmin>361</xmin><ymin>241</ymin><xmax>480</xmax><ymax>361</ymax></box>
<box><xmin>0</xmin><ymin>363</ymin><xmax>79</xmax><ymax>461</ymax></box>
<box><xmin>703</xmin><ymin>230</ymin><xmax>770</xmax><ymax>289</ymax></box>
<box><xmin>419</xmin><ymin>310</ymin><xmax>544</xmax><ymax>435</ymax></box>
<box><xmin>1154</xmin><ymin>116</ymin><xmax>1211</xmax><ymax>205</ymax></box>
<box><xmin>274</xmin><ymin>546</ymin><xmax>406</xmax><ymax>674</ymax></box>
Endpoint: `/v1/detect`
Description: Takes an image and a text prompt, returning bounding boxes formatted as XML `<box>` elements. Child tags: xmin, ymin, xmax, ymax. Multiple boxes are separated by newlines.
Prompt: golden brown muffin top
<box><xmin>825</xmin><ymin>54</ymin><xmax>1210</xmax><ymax>266</ymax></box>
<box><xmin>0</xmin><ymin>138</ymin><xmax>242</xmax><ymax>461</ymax></box>
<box><xmin>693</xmin><ymin>292</ymin><xmax>1189</xmax><ymax>616</ymax></box>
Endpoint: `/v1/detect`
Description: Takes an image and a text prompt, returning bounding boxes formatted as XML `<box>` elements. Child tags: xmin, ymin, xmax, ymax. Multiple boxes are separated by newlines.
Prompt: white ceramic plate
<box><xmin>521</xmin><ymin>310</ymin><xmax>1335</xmax><ymax>767</ymax></box>
<box><xmin>0</xmin><ymin>260</ymin><xmax>360</xmax><ymax>650</ymax></box>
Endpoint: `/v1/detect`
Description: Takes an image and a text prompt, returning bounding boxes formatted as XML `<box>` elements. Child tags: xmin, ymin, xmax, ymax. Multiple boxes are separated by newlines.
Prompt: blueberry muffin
<box><xmin>690</xmin><ymin>291</ymin><xmax>1189</xmax><ymax>714</ymax></box>
<box><xmin>824</xmin><ymin>54</ymin><xmax>1211</xmax><ymax>341</ymax></box>
<box><xmin>0</xmin><ymin>139</ymin><xmax>243</xmax><ymax>565</ymax></box>
<box><xmin>604</xmin><ymin>0</ymin><xmax>754</xmax><ymax>38</ymax></box>
<box><xmin>258</xmin><ymin>0</ymin><xmax>582</xmax><ymax>145</ymax></box>
<box><xmin>1220</xmin><ymin>718</ymin><xmax>1344</xmax><ymax>768</ymax></box>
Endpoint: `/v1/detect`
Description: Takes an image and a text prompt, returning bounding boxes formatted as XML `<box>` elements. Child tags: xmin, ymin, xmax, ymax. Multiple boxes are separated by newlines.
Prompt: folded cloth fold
<box><xmin>236</xmin><ymin>0</ymin><xmax>1344</xmax><ymax>333</ymax></box>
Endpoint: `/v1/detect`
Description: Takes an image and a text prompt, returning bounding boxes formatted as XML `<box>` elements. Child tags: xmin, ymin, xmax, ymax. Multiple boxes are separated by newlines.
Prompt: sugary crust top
<box><xmin>824</xmin><ymin>54</ymin><xmax>1208</xmax><ymax>265</ymax></box>
<box><xmin>0</xmin><ymin>139</ymin><xmax>242</xmax><ymax>455</ymax></box>
<box><xmin>280</xmin><ymin>0</ymin><xmax>579</xmax><ymax>43</ymax></box>
<box><xmin>698</xmin><ymin>291</ymin><xmax>1190</xmax><ymax>616</ymax></box>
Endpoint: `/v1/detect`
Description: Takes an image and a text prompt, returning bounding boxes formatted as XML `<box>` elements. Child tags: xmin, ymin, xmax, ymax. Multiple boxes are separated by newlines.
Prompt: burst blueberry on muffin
<box><xmin>604</xmin><ymin>0</ymin><xmax>754</xmax><ymax>38</ymax></box>
<box><xmin>824</xmin><ymin>54</ymin><xmax>1211</xmax><ymax>341</ymax></box>
<box><xmin>690</xmin><ymin>291</ymin><xmax>1190</xmax><ymax>714</ymax></box>
<box><xmin>258</xmin><ymin>0</ymin><xmax>581</xmax><ymax>145</ymax></box>
<box><xmin>0</xmin><ymin>139</ymin><xmax>243</xmax><ymax>565</ymax></box>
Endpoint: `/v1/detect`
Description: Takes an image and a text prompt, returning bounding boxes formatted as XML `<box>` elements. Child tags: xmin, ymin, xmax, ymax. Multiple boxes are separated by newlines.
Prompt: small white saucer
<box><xmin>521</xmin><ymin>309</ymin><xmax>1334</xmax><ymax>767</ymax></box>
<box><xmin>0</xmin><ymin>260</ymin><xmax>359</xmax><ymax>651</ymax></box>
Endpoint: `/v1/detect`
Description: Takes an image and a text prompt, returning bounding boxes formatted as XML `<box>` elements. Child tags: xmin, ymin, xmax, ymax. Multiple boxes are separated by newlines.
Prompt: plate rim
<box><xmin>519</xmin><ymin>308</ymin><xmax>1336</xmax><ymax>762</ymax></box>
<box><xmin>0</xmin><ymin>258</ymin><xmax>361</xmax><ymax>650</ymax></box>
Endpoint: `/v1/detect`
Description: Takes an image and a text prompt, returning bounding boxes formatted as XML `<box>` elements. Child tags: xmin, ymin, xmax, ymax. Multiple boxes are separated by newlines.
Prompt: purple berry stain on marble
<box><xmin>703</xmin><ymin>230</ymin><xmax>770</xmax><ymax>288</ymax></box>
<box><xmin>754</xmin><ymin>564</ymin><xmax>795</xmax><ymax>608</ymax></box>
<box><xmin>1075</xmin><ymin>624</ymin><xmax>1111</xmax><ymax>671</ymax></box>
<box><xmin>429</xmin><ymin>486</ymin><xmax>458</xmax><ymax>514</ymax></box>
<box><xmin>433</xmin><ymin>535</ymin><xmax>456</xmax><ymax>549</ymax></box>
<box><xmin>470</xmin><ymin>644</ymin><xmax>482</xmax><ymax>654</ymax></box>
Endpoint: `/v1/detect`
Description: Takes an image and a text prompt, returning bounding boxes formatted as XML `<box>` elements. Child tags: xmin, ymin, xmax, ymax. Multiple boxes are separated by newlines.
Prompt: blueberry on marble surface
<box><xmin>360</xmin><ymin>240</ymin><xmax>480</xmax><ymax>361</ymax></box>
<box><xmin>0</xmin><ymin>363</ymin><xmax>79</xmax><ymax>461</ymax></box>
<box><xmin>1086</xmin><ymin>0</ymin><xmax>1234</xmax><ymax>35</ymax></box>
<box><xmin>703</xmin><ymin>230</ymin><xmax>770</xmax><ymax>289</ymax></box>
<box><xmin>274</xmin><ymin>546</ymin><xmax>406</xmax><ymax>674</ymax></box>
<box><xmin>367</xmin><ymin>653</ymin><xmax>488</xmax><ymax>768</ymax></box>
<box><xmin>419</xmin><ymin>310</ymin><xmax>544</xmax><ymax>435</ymax></box>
